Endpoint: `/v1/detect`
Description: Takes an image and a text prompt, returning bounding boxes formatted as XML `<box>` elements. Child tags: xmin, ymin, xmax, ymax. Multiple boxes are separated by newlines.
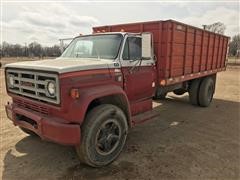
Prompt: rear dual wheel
<box><xmin>76</xmin><ymin>104</ymin><xmax>128</xmax><ymax>167</ymax></box>
<box><xmin>198</xmin><ymin>77</ymin><xmax>214</xmax><ymax>107</ymax></box>
<box><xmin>189</xmin><ymin>79</ymin><xmax>201</xmax><ymax>105</ymax></box>
<box><xmin>154</xmin><ymin>89</ymin><xmax>167</xmax><ymax>100</ymax></box>
<box><xmin>173</xmin><ymin>89</ymin><xmax>186</xmax><ymax>96</ymax></box>
<box><xmin>188</xmin><ymin>77</ymin><xmax>214</xmax><ymax>107</ymax></box>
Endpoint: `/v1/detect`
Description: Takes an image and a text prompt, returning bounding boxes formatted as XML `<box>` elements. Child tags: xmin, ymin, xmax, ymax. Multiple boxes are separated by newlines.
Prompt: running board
<box><xmin>131</xmin><ymin>108</ymin><xmax>160</xmax><ymax>126</ymax></box>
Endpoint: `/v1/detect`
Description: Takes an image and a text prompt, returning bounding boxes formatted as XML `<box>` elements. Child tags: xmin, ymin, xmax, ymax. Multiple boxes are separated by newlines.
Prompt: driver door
<box><xmin>120</xmin><ymin>34</ymin><xmax>155</xmax><ymax>115</ymax></box>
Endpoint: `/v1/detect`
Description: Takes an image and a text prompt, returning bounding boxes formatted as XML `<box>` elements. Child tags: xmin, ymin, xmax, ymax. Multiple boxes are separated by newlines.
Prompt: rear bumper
<box><xmin>5</xmin><ymin>102</ymin><xmax>81</xmax><ymax>145</ymax></box>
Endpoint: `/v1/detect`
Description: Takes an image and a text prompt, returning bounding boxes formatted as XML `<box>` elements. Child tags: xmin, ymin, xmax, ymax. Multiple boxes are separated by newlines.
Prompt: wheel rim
<box><xmin>95</xmin><ymin>119</ymin><xmax>122</xmax><ymax>156</ymax></box>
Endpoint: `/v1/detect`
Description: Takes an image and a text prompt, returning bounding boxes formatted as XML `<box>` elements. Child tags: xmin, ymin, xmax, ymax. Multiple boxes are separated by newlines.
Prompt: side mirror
<box><xmin>141</xmin><ymin>33</ymin><xmax>152</xmax><ymax>60</ymax></box>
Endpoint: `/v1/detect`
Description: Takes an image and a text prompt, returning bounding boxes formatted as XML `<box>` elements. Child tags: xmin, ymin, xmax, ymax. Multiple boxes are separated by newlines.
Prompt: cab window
<box><xmin>122</xmin><ymin>37</ymin><xmax>142</xmax><ymax>60</ymax></box>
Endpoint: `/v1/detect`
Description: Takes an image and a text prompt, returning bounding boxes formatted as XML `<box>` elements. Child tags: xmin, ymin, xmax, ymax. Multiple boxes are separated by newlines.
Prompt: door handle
<box><xmin>146</xmin><ymin>62</ymin><xmax>154</xmax><ymax>66</ymax></box>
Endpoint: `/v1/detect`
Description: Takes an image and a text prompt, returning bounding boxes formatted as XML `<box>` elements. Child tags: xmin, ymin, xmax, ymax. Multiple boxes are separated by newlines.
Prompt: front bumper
<box><xmin>5</xmin><ymin>102</ymin><xmax>81</xmax><ymax>145</ymax></box>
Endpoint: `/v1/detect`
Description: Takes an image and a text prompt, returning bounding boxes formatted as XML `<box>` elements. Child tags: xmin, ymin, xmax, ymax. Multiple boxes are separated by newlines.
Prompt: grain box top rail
<box><xmin>93</xmin><ymin>19</ymin><xmax>230</xmax><ymax>39</ymax></box>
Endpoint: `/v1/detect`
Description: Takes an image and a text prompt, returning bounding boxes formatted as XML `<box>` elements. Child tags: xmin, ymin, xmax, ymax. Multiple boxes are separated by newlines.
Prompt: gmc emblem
<box><xmin>21</xmin><ymin>81</ymin><xmax>34</xmax><ymax>87</ymax></box>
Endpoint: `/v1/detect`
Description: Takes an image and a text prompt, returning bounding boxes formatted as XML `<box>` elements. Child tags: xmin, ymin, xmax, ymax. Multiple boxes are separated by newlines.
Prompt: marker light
<box><xmin>70</xmin><ymin>88</ymin><xmax>80</xmax><ymax>99</ymax></box>
<box><xmin>160</xmin><ymin>80</ymin><xmax>166</xmax><ymax>86</ymax></box>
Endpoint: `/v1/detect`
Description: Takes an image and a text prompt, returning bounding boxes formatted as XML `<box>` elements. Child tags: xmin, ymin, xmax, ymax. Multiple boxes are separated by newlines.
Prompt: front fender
<box><xmin>69</xmin><ymin>84</ymin><xmax>131</xmax><ymax>125</ymax></box>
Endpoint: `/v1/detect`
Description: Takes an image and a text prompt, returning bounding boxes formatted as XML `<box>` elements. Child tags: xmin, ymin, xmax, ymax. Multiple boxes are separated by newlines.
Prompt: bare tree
<box><xmin>2</xmin><ymin>42</ymin><xmax>10</xmax><ymax>57</ymax></box>
<box><xmin>1</xmin><ymin>41</ymin><xmax>61</xmax><ymax>58</ymax></box>
<box><xmin>229</xmin><ymin>34</ymin><xmax>240</xmax><ymax>57</ymax></box>
<box><xmin>202</xmin><ymin>22</ymin><xmax>226</xmax><ymax>35</ymax></box>
<box><xmin>0</xmin><ymin>44</ymin><xmax>2</xmax><ymax>59</ymax></box>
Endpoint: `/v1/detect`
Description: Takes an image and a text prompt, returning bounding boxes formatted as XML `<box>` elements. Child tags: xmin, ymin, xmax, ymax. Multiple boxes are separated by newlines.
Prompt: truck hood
<box><xmin>5</xmin><ymin>58</ymin><xmax>116</xmax><ymax>73</ymax></box>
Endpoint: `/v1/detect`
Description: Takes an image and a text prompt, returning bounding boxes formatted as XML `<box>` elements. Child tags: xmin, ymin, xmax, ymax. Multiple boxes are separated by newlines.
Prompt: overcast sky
<box><xmin>1</xmin><ymin>0</ymin><xmax>239</xmax><ymax>46</ymax></box>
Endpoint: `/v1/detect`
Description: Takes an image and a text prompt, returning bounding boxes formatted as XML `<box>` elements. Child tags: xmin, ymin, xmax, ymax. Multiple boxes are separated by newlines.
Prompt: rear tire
<box><xmin>154</xmin><ymin>90</ymin><xmax>167</xmax><ymax>100</ymax></box>
<box><xmin>189</xmin><ymin>79</ymin><xmax>201</xmax><ymax>105</ymax></box>
<box><xmin>76</xmin><ymin>104</ymin><xmax>128</xmax><ymax>167</ymax></box>
<box><xmin>198</xmin><ymin>77</ymin><xmax>214</xmax><ymax>107</ymax></box>
<box><xmin>19</xmin><ymin>127</ymin><xmax>37</xmax><ymax>136</ymax></box>
<box><xmin>173</xmin><ymin>89</ymin><xmax>186</xmax><ymax>95</ymax></box>
<box><xmin>157</xmin><ymin>93</ymin><xmax>167</xmax><ymax>100</ymax></box>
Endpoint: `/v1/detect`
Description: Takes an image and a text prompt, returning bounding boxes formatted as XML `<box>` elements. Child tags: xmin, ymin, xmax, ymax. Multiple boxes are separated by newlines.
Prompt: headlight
<box><xmin>8</xmin><ymin>75</ymin><xmax>14</xmax><ymax>87</ymax></box>
<box><xmin>46</xmin><ymin>81</ymin><xmax>56</xmax><ymax>96</ymax></box>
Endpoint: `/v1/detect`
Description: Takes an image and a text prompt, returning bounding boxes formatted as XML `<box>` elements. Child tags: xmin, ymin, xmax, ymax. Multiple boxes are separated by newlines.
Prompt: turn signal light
<box><xmin>160</xmin><ymin>80</ymin><xmax>166</xmax><ymax>86</ymax></box>
<box><xmin>70</xmin><ymin>88</ymin><xmax>80</xmax><ymax>99</ymax></box>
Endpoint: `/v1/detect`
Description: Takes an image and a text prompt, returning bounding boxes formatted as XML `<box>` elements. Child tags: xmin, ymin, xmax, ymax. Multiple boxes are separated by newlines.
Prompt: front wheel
<box><xmin>76</xmin><ymin>104</ymin><xmax>128</xmax><ymax>167</ymax></box>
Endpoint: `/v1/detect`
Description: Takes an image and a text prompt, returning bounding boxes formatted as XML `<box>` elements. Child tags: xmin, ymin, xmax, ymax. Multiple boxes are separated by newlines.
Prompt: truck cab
<box><xmin>5</xmin><ymin>32</ymin><xmax>156</xmax><ymax>167</ymax></box>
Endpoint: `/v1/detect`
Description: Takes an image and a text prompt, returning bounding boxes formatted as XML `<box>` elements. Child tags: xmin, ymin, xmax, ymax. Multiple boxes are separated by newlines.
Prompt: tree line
<box><xmin>0</xmin><ymin>41</ymin><xmax>62</xmax><ymax>58</ymax></box>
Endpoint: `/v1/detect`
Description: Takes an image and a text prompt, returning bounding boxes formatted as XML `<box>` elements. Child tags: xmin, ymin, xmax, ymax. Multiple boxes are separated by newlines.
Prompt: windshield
<box><xmin>60</xmin><ymin>34</ymin><xmax>123</xmax><ymax>60</ymax></box>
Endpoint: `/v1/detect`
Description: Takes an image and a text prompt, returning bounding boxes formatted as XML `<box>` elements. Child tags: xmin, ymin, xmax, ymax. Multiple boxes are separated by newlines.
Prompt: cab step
<box><xmin>131</xmin><ymin>108</ymin><xmax>160</xmax><ymax>126</ymax></box>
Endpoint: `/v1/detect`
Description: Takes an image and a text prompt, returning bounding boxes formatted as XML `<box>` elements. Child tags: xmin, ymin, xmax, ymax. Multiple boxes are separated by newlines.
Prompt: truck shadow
<box><xmin>2</xmin><ymin>96</ymin><xmax>240</xmax><ymax>180</ymax></box>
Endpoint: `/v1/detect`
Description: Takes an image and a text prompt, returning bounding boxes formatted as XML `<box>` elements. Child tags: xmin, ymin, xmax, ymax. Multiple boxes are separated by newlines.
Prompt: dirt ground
<box><xmin>0</xmin><ymin>66</ymin><xmax>239</xmax><ymax>180</ymax></box>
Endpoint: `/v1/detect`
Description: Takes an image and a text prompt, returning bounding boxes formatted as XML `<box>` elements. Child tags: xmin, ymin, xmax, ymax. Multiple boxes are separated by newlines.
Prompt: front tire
<box><xmin>76</xmin><ymin>104</ymin><xmax>128</xmax><ymax>167</ymax></box>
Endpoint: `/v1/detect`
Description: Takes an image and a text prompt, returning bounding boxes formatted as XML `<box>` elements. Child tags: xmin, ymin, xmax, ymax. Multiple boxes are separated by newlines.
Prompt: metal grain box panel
<box><xmin>93</xmin><ymin>20</ymin><xmax>229</xmax><ymax>86</ymax></box>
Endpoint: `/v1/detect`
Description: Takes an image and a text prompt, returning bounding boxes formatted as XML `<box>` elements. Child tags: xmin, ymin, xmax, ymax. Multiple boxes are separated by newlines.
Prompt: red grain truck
<box><xmin>5</xmin><ymin>20</ymin><xmax>229</xmax><ymax>167</ymax></box>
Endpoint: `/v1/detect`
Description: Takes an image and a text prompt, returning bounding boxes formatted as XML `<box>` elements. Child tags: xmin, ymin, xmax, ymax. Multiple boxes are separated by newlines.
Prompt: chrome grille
<box><xmin>6</xmin><ymin>69</ymin><xmax>60</xmax><ymax>104</ymax></box>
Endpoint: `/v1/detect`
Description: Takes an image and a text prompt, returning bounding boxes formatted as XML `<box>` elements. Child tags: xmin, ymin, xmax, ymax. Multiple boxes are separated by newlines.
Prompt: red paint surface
<box><xmin>121</xmin><ymin>66</ymin><xmax>156</xmax><ymax>115</ymax></box>
<box><xmin>7</xmin><ymin>68</ymin><xmax>132</xmax><ymax>127</ymax></box>
<box><xmin>5</xmin><ymin>104</ymin><xmax>81</xmax><ymax>145</ymax></box>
